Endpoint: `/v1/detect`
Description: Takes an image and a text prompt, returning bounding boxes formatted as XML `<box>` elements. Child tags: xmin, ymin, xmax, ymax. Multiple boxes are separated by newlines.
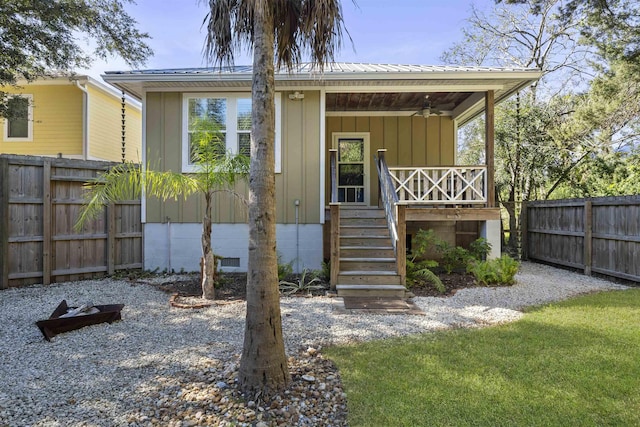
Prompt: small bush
<box><xmin>436</xmin><ymin>241</ymin><xmax>470</xmax><ymax>274</ymax></box>
<box><xmin>467</xmin><ymin>255</ymin><xmax>520</xmax><ymax>286</ymax></box>
<box><xmin>319</xmin><ymin>260</ymin><xmax>331</xmax><ymax>282</ymax></box>
<box><xmin>469</xmin><ymin>237</ymin><xmax>492</xmax><ymax>261</ymax></box>
<box><xmin>406</xmin><ymin>259</ymin><xmax>445</xmax><ymax>293</ymax></box>
<box><xmin>279</xmin><ymin>269</ymin><xmax>325</xmax><ymax>296</ymax></box>
<box><xmin>406</xmin><ymin>230</ymin><xmax>445</xmax><ymax>293</ymax></box>
<box><xmin>277</xmin><ymin>254</ymin><xmax>294</xmax><ymax>280</ymax></box>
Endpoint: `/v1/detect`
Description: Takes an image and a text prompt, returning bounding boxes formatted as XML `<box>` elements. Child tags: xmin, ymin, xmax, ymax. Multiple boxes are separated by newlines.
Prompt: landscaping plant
<box><xmin>406</xmin><ymin>229</ymin><xmax>445</xmax><ymax>293</ymax></box>
<box><xmin>467</xmin><ymin>254</ymin><xmax>520</xmax><ymax>286</ymax></box>
<box><xmin>278</xmin><ymin>269</ymin><xmax>325</xmax><ymax>296</ymax></box>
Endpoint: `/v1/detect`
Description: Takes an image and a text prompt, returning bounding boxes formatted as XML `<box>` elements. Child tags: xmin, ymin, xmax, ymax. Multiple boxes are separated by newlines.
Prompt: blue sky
<box><xmin>81</xmin><ymin>0</ymin><xmax>492</xmax><ymax>82</ymax></box>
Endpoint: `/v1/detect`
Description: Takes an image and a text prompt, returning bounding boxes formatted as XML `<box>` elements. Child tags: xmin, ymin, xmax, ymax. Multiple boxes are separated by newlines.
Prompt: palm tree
<box><xmin>201</xmin><ymin>0</ymin><xmax>351</xmax><ymax>396</ymax></box>
<box><xmin>76</xmin><ymin>118</ymin><xmax>249</xmax><ymax>299</ymax></box>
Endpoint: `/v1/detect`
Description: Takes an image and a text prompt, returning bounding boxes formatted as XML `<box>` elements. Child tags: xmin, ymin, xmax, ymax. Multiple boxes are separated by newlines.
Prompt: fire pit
<box><xmin>35</xmin><ymin>300</ymin><xmax>124</xmax><ymax>341</ymax></box>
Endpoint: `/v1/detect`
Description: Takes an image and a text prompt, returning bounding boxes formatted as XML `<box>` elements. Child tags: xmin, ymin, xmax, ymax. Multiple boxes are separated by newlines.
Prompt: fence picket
<box><xmin>0</xmin><ymin>155</ymin><xmax>142</xmax><ymax>288</ymax></box>
<box><xmin>526</xmin><ymin>196</ymin><xmax>640</xmax><ymax>282</ymax></box>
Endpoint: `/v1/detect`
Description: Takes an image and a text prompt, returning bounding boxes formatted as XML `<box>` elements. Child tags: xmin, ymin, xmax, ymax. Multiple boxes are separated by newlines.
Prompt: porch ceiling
<box><xmin>325</xmin><ymin>92</ymin><xmax>471</xmax><ymax>113</ymax></box>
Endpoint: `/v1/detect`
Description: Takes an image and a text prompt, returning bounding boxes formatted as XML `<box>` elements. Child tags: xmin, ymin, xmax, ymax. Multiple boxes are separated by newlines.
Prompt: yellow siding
<box><xmin>145</xmin><ymin>91</ymin><xmax>322</xmax><ymax>225</ymax></box>
<box><xmin>325</xmin><ymin>115</ymin><xmax>456</xmax><ymax>206</ymax></box>
<box><xmin>86</xmin><ymin>84</ymin><xmax>142</xmax><ymax>162</ymax></box>
<box><xmin>0</xmin><ymin>84</ymin><xmax>83</xmax><ymax>156</ymax></box>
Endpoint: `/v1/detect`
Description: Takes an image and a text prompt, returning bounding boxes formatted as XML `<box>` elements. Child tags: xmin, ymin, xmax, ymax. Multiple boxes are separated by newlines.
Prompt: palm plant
<box><xmin>76</xmin><ymin>118</ymin><xmax>249</xmax><ymax>300</ymax></box>
<box><xmin>201</xmin><ymin>0</ymin><xmax>352</xmax><ymax>397</ymax></box>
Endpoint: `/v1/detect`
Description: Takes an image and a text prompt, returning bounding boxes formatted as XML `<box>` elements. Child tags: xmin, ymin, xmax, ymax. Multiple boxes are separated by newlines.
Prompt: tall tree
<box><xmin>500</xmin><ymin>0</ymin><xmax>640</xmax><ymax>71</ymax></box>
<box><xmin>0</xmin><ymin>0</ymin><xmax>151</xmax><ymax>116</ymax></box>
<box><xmin>201</xmin><ymin>0</ymin><xmax>351</xmax><ymax>397</ymax></box>
<box><xmin>442</xmin><ymin>0</ymin><xmax>594</xmax><ymax>253</ymax></box>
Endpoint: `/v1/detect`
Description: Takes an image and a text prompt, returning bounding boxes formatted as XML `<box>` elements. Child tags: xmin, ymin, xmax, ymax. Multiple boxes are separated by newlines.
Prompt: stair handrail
<box><xmin>376</xmin><ymin>150</ymin><xmax>400</xmax><ymax>255</ymax></box>
<box><xmin>329</xmin><ymin>149</ymin><xmax>338</xmax><ymax>203</ymax></box>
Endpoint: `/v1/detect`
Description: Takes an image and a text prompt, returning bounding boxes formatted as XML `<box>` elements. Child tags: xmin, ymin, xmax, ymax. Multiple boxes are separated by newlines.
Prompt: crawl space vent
<box><xmin>220</xmin><ymin>257</ymin><xmax>240</xmax><ymax>267</ymax></box>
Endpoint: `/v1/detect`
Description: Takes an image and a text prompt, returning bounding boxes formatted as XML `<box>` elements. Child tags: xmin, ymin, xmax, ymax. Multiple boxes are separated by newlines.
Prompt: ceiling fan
<box><xmin>412</xmin><ymin>95</ymin><xmax>454</xmax><ymax>117</ymax></box>
<box><xmin>412</xmin><ymin>95</ymin><xmax>439</xmax><ymax>118</ymax></box>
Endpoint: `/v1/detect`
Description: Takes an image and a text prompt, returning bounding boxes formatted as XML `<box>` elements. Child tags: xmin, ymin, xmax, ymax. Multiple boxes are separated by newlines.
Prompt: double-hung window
<box><xmin>3</xmin><ymin>94</ymin><xmax>33</xmax><ymax>142</ymax></box>
<box><xmin>182</xmin><ymin>93</ymin><xmax>281</xmax><ymax>173</ymax></box>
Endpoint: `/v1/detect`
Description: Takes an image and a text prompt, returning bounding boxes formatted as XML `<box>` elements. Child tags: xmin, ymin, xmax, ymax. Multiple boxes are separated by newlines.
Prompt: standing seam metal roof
<box><xmin>105</xmin><ymin>63</ymin><xmax>539</xmax><ymax>76</ymax></box>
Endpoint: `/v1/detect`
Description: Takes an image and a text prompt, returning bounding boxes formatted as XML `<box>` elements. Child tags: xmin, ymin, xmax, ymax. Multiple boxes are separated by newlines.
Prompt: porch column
<box><xmin>485</xmin><ymin>90</ymin><xmax>495</xmax><ymax>208</ymax></box>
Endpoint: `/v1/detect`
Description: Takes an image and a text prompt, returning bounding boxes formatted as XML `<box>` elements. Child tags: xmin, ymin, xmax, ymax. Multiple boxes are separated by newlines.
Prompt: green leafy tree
<box><xmin>0</xmin><ymin>0</ymin><xmax>151</xmax><ymax>116</ymax></box>
<box><xmin>77</xmin><ymin>119</ymin><xmax>249</xmax><ymax>299</ymax></box>
<box><xmin>200</xmin><ymin>0</ymin><xmax>352</xmax><ymax>397</ymax></box>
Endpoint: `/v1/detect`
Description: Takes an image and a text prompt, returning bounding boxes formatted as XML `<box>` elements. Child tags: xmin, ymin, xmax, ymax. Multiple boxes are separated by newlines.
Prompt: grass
<box><xmin>326</xmin><ymin>289</ymin><xmax>640</xmax><ymax>427</ymax></box>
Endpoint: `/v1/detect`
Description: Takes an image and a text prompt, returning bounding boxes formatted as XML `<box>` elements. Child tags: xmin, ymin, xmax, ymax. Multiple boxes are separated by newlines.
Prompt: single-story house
<box><xmin>103</xmin><ymin>63</ymin><xmax>540</xmax><ymax>297</ymax></box>
<box><xmin>1</xmin><ymin>75</ymin><xmax>141</xmax><ymax>162</ymax></box>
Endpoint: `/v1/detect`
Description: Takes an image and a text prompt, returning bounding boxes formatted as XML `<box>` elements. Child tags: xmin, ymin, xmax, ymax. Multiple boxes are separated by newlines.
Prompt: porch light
<box><xmin>288</xmin><ymin>91</ymin><xmax>305</xmax><ymax>100</ymax></box>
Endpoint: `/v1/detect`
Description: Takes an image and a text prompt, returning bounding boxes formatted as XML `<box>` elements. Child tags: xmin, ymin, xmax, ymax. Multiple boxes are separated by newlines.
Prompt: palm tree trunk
<box><xmin>201</xmin><ymin>191</ymin><xmax>216</xmax><ymax>299</ymax></box>
<box><xmin>238</xmin><ymin>3</ymin><xmax>289</xmax><ymax>397</ymax></box>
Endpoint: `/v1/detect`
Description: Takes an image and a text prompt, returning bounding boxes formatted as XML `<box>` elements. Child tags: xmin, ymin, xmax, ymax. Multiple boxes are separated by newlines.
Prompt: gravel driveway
<box><xmin>0</xmin><ymin>262</ymin><xmax>629</xmax><ymax>426</ymax></box>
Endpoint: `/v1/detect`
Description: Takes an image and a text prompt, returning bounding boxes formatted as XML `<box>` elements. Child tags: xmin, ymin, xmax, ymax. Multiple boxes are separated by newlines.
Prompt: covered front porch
<box><xmin>323</xmin><ymin>87</ymin><xmax>506</xmax><ymax>296</ymax></box>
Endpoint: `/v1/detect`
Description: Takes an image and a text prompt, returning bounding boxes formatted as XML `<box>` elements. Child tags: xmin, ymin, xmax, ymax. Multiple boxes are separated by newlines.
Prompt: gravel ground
<box><xmin>0</xmin><ymin>262</ymin><xmax>630</xmax><ymax>427</ymax></box>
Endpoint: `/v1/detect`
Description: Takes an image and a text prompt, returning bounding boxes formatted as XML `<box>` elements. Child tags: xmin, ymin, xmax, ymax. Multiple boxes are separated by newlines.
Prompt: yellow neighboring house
<box><xmin>1</xmin><ymin>75</ymin><xmax>141</xmax><ymax>162</ymax></box>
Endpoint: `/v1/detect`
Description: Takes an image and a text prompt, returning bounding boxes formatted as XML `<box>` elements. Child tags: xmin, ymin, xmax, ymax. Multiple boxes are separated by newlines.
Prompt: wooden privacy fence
<box><xmin>523</xmin><ymin>195</ymin><xmax>640</xmax><ymax>282</ymax></box>
<box><xmin>0</xmin><ymin>155</ymin><xmax>142</xmax><ymax>289</ymax></box>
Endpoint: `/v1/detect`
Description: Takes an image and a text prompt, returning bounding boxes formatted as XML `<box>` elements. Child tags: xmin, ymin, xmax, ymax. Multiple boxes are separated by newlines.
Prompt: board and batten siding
<box><xmin>144</xmin><ymin>91</ymin><xmax>321</xmax><ymax>225</ymax></box>
<box><xmin>0</xmin><ymin>85</ymin><xmax>83</xmax><ymax>157</ymax></box>
<box><xmin>325</xmin><ymin>115</ymin><xmax>455</xmax><ymax>206</ymax></box>
<box><xmin>87</xmin><ymin>85</ymin><xmax>142</xmax><ymax>162</ymax></box>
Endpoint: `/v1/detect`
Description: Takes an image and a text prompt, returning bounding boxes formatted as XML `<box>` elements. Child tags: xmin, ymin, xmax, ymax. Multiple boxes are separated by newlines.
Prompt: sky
<box><xmin>81</xmin><ymin>0</ymin><xmax>493</xmax><ymax>83</ymax></box>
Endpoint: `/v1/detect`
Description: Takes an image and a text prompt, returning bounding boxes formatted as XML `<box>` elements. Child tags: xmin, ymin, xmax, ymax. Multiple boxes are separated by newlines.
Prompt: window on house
<box><xmin>182</xmin><ymin>93</ymin><xmax>281</xmax><ymax>173</ymax></box>
<box><xmin>3</xmin><ymin>95</ymin><xmax>33</xmax><ymax>141</ymax></box>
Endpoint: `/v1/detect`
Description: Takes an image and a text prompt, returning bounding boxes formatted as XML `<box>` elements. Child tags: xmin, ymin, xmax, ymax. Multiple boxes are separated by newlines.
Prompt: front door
<box><xmin>332</xmin><ymin>132</ymin><xmax>370</xmax><ymax>205</ymax></box>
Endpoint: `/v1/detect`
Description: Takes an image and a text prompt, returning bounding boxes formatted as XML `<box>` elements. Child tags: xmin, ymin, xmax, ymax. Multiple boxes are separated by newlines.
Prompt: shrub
<box><xmin>406</xmin><ymin>230</ymin><xmax>445</xmax><ymax>293</ymax></box>
<box><xmin>277</xmin><ymin>253</ymin><xmax>294</xmax><ymax>280</ymax></box>
<box><xmin>279</xmin><ymin>269</ymin><xmax>325</xmax><ymax>296</ymax></box>
<box><xmin>469</xmin><ymin>237</ymin><xmax>492</xmax><ymax>261</ymax></box>
<box><xmin>467</xmin><ymin>255</ymin><xmax>520</xmax><ymax>286</ymax></box>
<box><xmin>406</xmin><ymin>259</ymin><xmax>445</xmax><ymax>293</ymax></box>
<box><xmin>436</xmin><ymin>241</ymin><xmax>470</xmax><ymax>274</ymax></box>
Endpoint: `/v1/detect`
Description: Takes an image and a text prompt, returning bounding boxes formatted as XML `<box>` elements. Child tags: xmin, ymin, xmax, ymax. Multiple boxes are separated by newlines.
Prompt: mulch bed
<box><xmin>150</xmin><ymin>271</ymin><xmax>480</xmax><ymax>302</ymax></box>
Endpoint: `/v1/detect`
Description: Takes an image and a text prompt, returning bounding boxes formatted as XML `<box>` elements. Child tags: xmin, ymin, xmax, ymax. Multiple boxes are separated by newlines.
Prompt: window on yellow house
<box><xmin>3</xmin><ymin>95</ymin><xmax>33</xmax><ymax>141</ymax></box>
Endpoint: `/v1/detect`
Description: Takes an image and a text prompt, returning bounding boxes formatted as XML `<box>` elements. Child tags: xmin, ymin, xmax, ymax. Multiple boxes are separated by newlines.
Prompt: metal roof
<box><xmin>103</xmin><ymin>62</ymin><xmax>541</xmax><ymax>125</ymax></box>
<box><xmin>106</xmin><ymin>62</ymin><xmax>538</xmax><ymax>76</ymax></box>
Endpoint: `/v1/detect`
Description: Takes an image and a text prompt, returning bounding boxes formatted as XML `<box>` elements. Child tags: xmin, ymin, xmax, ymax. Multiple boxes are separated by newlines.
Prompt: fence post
<box><xmin>42</xmin><ymin>159</ymin><xmax>52</xmax><ymax>285</ymax></box>
<box><xmin>330</xmin><ymin>203</ymin><xmax>340</xmax><ymax>291</ymax></box>
<box><xmin>584</xmin><ymin>200</ymin><xmax>593</xmax><ymax>276</ymax></box>
<box><xmin>520</xmin><ymin>201</ymin><xmax>528</xmax><ymax>260</ymax></box>
<box><xmin>397</xmin><ymin>204</ymin><xmax>406</xmax><ymax>286</ymax></box>
<box><xmin>107</xmin><ymin>203</ymin><xmax>116</xmax><ymax>275</ymax></box>
<box><xmin>0</xmin><ymin>157</ymin><xmax>9</xmax><ymax>289</ymax></box>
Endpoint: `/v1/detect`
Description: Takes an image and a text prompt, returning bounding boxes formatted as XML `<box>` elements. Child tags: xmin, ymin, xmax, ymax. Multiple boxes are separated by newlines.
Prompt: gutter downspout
<box><xmin>74</xmin><ymin>80</ymin><xmax>89</xmax><ymax>160</ymax></box>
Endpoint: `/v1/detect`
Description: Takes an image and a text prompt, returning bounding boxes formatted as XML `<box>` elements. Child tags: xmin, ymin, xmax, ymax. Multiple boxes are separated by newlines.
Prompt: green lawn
<box><xmin>326</xmin><ymin>289</ymin><xmax>640</xmax><ymax>427</ymax></box>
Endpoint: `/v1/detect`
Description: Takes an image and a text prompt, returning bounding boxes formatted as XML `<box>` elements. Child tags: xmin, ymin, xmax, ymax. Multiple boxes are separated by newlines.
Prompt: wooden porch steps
<box><xmin>336</xmin><ymin>207</ymin><xmax>406</xmax><ymax>298</ymax></box>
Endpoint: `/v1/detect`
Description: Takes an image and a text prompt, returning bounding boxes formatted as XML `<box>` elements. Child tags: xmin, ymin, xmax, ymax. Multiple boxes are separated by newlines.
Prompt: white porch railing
<box><xmin>388</xmin><ymin>166</ymin><xmax>487</xmax><ymax>204</ymax></box>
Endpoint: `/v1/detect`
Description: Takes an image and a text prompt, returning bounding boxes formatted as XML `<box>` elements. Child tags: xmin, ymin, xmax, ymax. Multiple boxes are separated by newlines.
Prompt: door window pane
<box><xmin>338</xmin><ymin>164</ymin><xmax>364</xmax><ymax>186</ymax></box>
<box><xmin>339</xmin><ymin>140</ymin><xmax>364</xmax><ymax>162</ymax></box>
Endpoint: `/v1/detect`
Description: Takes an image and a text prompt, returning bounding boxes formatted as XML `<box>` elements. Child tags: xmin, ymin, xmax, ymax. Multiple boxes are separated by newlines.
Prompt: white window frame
<box><xmin>182</xmin><ymin>92</ymin><xmax>282</xmax><ymax>173</ymax></box>
<box><xmin>3</xmin><ymin>94</ymin><xmax>33</xmax><ymax>142</ymax></box>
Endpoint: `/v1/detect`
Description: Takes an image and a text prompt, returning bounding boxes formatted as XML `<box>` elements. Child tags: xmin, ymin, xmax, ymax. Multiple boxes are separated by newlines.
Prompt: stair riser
<box><xmin>337</xmin><ymin>288</ymin><xmax>406</xmax><ymax>298</ymax></box>
<box><xmin>340</xmin><ymin>248</ymin><xmax>395</xmax><ymax>258</ymax></box>
<box><xmin>340</xmin><ymin>261</ymin><xmax>397</xmax><ymax>272</ymax></box>
<box><xmin>339</xmin><ymin>209</ymin><xmax>386</xmax><ymax>219</ymax></box>
<box><xmin>340</xmin><ymin>228</ymin><xmax>390</xmax><ymax>237</ymax></box>
<box><xmin>339</xmin><ymin>217</ymin><xmax>387</xmax><ymax>226</ymax></box>
<box><xmin>337</xmin><ymin>274</ymin><xmax>402</xmax><ymax>285</ymax></box>
<box><xmin>340</xmin><ymin>237</ymin><xmax>393</xmax><ymax>247</ymax></box>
